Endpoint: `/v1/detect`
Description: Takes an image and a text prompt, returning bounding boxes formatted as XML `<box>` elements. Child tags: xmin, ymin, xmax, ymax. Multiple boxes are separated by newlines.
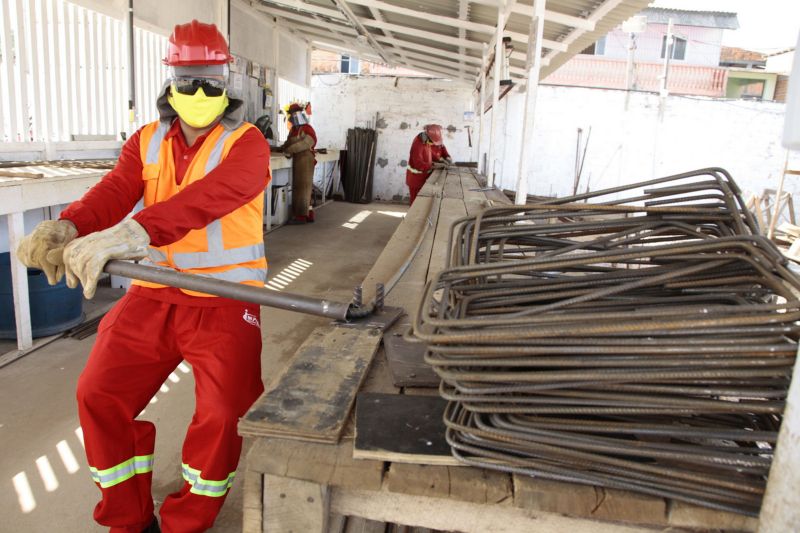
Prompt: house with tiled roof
<box><xmin>543</xmin><ymin>7</ymin><xmax>739</xmax><ymax>98</ymax></box>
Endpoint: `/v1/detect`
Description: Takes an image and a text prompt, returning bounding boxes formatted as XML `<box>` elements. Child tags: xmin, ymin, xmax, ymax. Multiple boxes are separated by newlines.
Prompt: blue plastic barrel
<box><xmin>0</xmin><ymin>252</ymin><xmax>84</xmax><ymax>339</ymax></box>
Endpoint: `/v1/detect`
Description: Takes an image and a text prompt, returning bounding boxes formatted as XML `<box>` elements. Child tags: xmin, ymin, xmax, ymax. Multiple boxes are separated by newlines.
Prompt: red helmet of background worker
<box><xmin>163</xmin><ymin>19</ymin><xmax>232</xmax><ymax>66</ymax></box>
<box><xmin>424</xmin><ymin>124</ymin><xmax>443</xmax><ymax>146</ymax></box>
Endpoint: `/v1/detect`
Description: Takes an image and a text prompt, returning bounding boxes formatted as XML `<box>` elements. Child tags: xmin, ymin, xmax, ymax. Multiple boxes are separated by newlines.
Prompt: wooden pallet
<box><xmin>242</xmin><ymin>168</ymin><xmax>757</xmax><ymax>533</ymax></box>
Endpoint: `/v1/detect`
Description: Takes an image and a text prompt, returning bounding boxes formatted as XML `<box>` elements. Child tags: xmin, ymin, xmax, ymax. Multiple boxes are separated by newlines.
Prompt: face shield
<box><xmin>288</xmin><ymin>111</ymin><xmax>309</xmax><ymax>129</ymax></box>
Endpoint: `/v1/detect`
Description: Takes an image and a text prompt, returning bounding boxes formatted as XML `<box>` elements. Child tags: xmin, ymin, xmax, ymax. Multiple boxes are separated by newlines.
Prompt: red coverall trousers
<box><xmin>77</xmin><ymin>291</ymin><xmax>264</xmax><ymax>533</ymax></box>
<box><xmin>406</xmin><ymin>169</ymin><xmax>432</xmax><ymax>205</ymax></box>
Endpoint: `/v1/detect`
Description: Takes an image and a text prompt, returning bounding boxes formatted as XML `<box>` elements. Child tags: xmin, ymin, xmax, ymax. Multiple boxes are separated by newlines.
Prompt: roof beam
<box><xmin>346</xmin><ymin>0</ymin><xmax>567</xmax><ymax>52</ymax></box>
<box><xmin>329</xmin><ymin>0</ymin><xmax>394</xmax><ymax>65</ymax></box>
<box><xmin>457</xmin><ymin>0</ymin><xmax>468</xmax><ymax>77</ymax></box>
<box><xmin>256</xmin><ymin>0</ymin><xmax>344</xmax><ymax>21</ymax></box>
<box><xmin>362</xmin><ymin>3</ymin><xmax>417</xmax><ymax>72</ymax></box>
<box><xmin>311</xmin><ymin>40</ymin><xmax>383</xmax><ymax>64</ymax></box>
<box><xmin>384</xmin><ymin>46</ymin><xmax>480</xmax><ymax>75</ymax></box>
<box><xmin>513</xmin><ymin>4</ymin><xmax>596</xmax><ymax>31</ymax></box>
<box><xmin>543</xmin><ymin>0</ymin><xmax>626</xmax><ymax>62</ymax></box>
<box><xmin>373</xmin><ymin>34</ymin><xmax>482</xmax><ymax>67</ymax></box>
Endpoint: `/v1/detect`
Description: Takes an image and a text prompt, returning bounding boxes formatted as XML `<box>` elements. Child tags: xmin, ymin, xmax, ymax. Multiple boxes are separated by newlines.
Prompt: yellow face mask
<box><xmin>168</xmin><ymin>85</ymin><xmax>229</xmax><ymax>128</ymax></box>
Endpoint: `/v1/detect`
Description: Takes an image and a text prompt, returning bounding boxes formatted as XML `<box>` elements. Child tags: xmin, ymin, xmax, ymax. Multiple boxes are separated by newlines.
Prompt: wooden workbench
<box><xmin>1</xmin><ymin>165</ymin><xmax>107</xmax><ymax>352</ymax></box>
<box><xmin>240</xmin><ymin>167</ymin><xmax>759</xmax><ymax>532</ymax></box>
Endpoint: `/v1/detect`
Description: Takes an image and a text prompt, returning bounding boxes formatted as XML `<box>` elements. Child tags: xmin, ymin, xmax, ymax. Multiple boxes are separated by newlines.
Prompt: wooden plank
<box><xmin>384</xmin><ymin>194</ymin><xmax>442</xmax><ymax>324</ymax></box>
<box><xmin>359</xmin><ymin>193</ymin><xmax>435</xmax><ymax>307</ymax></box>
<box><xmin>513</xmin><ymin>475</ymin><xmax>668</xmax><ymax>526</ymax></box>
<box><xmin>667</xmin><ymin>501</ymin><xmax>757</xmax><ymax>532</ymax></box>
<box><xmin>344</xmin><ymin>516</ymin><xmax>386</xmax><ymax>533</ymax></box>
<box><xmin>0</xmin><ymin>170</ymin><xmax>45</xmax><ymax>179</ymax></box>
<box><xmin>246</xmin><ymin>438</ymin><xmax>384</xmax><ymax>491</ymax></box>
<box><xmin>442</xmin><ymin>171</ymin><xmax>464</xmax><ymax>199</ymax></box>
<box><xmin>461</xmin><ymin>173</ymin><xmax>489</xmax><ymax>216</ymax></box>
<box><xmin>359</xmin><ymin>348</ymin><xmax>400</xmax><ymax>395</ymax></box>
<box><xmin>354</xmin><ymin>393</ymin><xmax>453</xmax><ymax>465</ymax></box>
<box><xmin>327</xmin><ymin>514</ymin><xmax>347</xmax><ymax>533</ymax></box>
<box><xmin>417</xmin><ymin>168</ymin><xmax>446</xmax><ymax>199</ymax></box>
<box><xmin>239</xmin><ymin>326</ymin><xmax>382</xmax><ymax>443</ymax></box>
<box><xmin>242</xmin><ymin>460</ymin><xmax>265</xmax><ymax>533</ymax></box>
<box><xmin>383</xmin><ymin>334</ymin><xmax>438</xmax><ymax>387</ymax></box>
<box><xmin>330</xmin><ymin>487</ymin><xmax>655</xmax><ymax>533</ymax></box>
<box><xmin>385</xmin><ymin>463</ymin><xmax>452</xmax><ymax>498</ymax></box>
<box><xmin>447</xmin><ymin>467</ymin><xmax>513</xmax><ymax>505</ymax></box>
<box><xmin>263</xmin><ymin>474</ymin><xmax>330</xmax><ymax>533</ymax></box>
<box><xmin>427</xmin><ymin>197</ymin><xmax>467</xmax><ymax>281</ymax></box>
<box><xmin>400</xmin><ymin>387</ymin><xmax>440</xmax><ymax>397</ymax></box>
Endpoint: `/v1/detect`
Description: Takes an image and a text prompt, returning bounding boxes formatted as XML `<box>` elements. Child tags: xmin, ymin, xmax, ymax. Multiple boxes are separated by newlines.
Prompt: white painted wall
<box><xmin>231</xmin><ymin>3</ymin><xmax>276</xmax><ymax>69</ymax></box>
<box><xmin>480</xmin><ymin>85</ymin><xmax>800</xmax><ymax>204</ymax></box>
<box><xmin>310</xmin><ymin>75</ymin><xmax>474</xmax><ymax>201</ymax></box>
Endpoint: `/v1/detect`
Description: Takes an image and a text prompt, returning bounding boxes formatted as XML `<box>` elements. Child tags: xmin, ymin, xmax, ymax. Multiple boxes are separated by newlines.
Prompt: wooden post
<box><xmin>758</xmin><ymin>342</ymin><xmax>800</xmax><ymax>531</ymax></box>
<box><xmin>767</xmin><ymin>151</ymin><xmax>790</xmax><ymax>240</ymax></box>
<box><xmin>486</xmin><ymin>2</ymin><xmax>504</xmax><ymax>188</ymax></box>
<box><xmin>8</xmin><ymin>212</ymin><xmax>33</xmax><ymax>350</ymax></box>
<box><xmin>477</xmin><ymin>44</ymin><xmax>487</xmax><ymax>173</ymax></box>
<box><xmin>514</xmin><ymin>0</ymin><xmax>545</xmax><ymax>205</ymax></box>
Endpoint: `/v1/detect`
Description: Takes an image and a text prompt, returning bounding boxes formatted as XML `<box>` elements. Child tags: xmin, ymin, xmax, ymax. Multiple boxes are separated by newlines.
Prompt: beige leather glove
<box><xmin>432</xmin><ymin>161</ymin><xmax>447</xmax><ymax>170</ymax></box>
<box><xmin>59</xmin><ymin>219</ymin><xmax>150</xmax><ymax>299</ymax></box>
<box><xmin>16</xmin><ymin>220</ymin><xmax>78</xmax><ymax>285</ymax></box>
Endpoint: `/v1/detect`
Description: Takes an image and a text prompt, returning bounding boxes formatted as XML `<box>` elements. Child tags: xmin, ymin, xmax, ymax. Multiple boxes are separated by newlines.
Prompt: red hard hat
<box><xmin>425</xmin><ymin>124</ymin><xmax>443</xmax><ymax>145</ymax></box>
<box><xmin>164</xmin><ymin>20</ymin><xmax>232</xmax><ymax>66</ymax></box>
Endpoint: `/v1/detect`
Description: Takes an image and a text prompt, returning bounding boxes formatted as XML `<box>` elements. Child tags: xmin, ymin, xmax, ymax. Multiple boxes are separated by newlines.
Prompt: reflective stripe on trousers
<box><xmin>89</xmin><ymin>455</ymin><xmax>154</xmax><ymax>488</ymax></box>
<box><xmin>182</xmin><ymin>463</ymin><xmax>236</xmax><ymax>497</ymax></box>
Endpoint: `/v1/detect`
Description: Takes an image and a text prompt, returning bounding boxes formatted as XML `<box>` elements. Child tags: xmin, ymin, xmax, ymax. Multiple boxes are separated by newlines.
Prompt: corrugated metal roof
<box><xmin>254</xmin><ymin>0</ymin><xmax>653</xmax><ymax>83</ymax></box>
<box><xmin>641</xmin><ymin>8</ymin><xmax>739</xmax><ymax>30</ymax></box>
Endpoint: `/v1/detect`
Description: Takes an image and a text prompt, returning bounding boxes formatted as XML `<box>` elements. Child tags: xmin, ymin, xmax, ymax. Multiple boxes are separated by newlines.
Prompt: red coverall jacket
<box><xmin>405</xmin><ymin>133</ymin><xmax>433</xmax><ymax>189</ymax></box>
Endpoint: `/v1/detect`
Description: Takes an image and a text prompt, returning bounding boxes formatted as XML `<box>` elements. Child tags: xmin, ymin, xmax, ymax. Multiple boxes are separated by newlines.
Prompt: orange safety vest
<box><xmin>132</xmin><ymin>120</ymin><xmax>267</xmax><ymax>297</ymax></box>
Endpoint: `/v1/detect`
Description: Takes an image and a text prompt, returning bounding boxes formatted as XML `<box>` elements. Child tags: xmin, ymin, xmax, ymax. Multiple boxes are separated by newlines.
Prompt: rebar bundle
<box><xmin>412</xmin><ymin>168</ymin><xmax>800</xmax><ymax>517</ymax></box>
<box><xmin>342</xmin><ymin>127</ymin><xmax>377</xmax><ymax>204</ymax></box>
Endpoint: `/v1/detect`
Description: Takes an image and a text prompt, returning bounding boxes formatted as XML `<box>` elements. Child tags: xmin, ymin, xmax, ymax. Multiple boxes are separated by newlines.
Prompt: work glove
<box><xmin>444</xmin><ymin>157</ymin><xmax>454</xmax><ymax>167</ymax></box>
<box><xmin>432</xmin><ymin>161</ymin><xmax>447</xmax><ymax>170</ymax></box>
<box><xmin>58</xmin><ymin>219</ymin><xmax>150</xmax><ymax>299</ymax></box>
<box><xmin>15</xmin><ymin>219</ymin><xmax>78</xmax><ymax>285</ymax></box>
<box><xmin>283</xmin><ymin>132</ymin><xmax>314</xmax><ymax>155</ymax></box>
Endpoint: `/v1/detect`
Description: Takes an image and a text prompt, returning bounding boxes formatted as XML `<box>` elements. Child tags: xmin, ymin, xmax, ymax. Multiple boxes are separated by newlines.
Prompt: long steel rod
<box><xmin>104</xmin><ymin>260</ymin><xmax>351</xmax><ymax>320</ymax></box>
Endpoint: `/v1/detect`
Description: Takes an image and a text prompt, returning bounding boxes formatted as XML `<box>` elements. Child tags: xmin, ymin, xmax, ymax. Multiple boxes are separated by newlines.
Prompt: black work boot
<box><xmin>142</xmin><ymin>517</ymin><xmax>161</xmax><ymax>533</ymax></box>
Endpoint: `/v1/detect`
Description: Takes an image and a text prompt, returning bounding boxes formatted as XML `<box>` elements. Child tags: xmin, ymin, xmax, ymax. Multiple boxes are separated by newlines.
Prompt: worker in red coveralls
<box><xmin>281</xmin><ymin>102</ymin><xmax>317</xmax><ymax>223</ymax></box>
<box><xmin>15</xmin><ymin>20</ymin><xmax>269</xmax><ymax>533</ymax></box>
<box><xmin>405</xmin><ymin>124</ymin><xmax>453</xmax><ymax>204</ymax></box>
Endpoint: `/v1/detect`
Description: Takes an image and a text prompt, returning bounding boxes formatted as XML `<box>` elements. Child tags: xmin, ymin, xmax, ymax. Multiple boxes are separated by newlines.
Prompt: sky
<box><xmin>650</xmin><ymin>0</ymin><xmax>800</xmax><ymax>53</ymax></box>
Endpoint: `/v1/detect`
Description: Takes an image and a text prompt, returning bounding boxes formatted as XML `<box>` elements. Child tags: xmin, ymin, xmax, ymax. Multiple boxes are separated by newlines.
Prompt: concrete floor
<box><xmin>0</xmin><ymin>201</ymin><xmax>407</xmax><ymax>533</ymax></box>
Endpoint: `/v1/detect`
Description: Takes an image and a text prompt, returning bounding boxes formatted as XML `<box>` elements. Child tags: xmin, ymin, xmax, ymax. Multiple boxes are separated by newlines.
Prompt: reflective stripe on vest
<box><xmin>407</xmin><ymin>166</ymin><xmax>425</xmax><ymax>174</ymax></box>
<box><xmin>146</xmin><ymin>122</ymin><xmax>170</xmax><ymax>164</ymax></box>
<box><xmin>171</xmin><ymin>221</ymin><xmax>265</xmax><ymax>269</ymax></box>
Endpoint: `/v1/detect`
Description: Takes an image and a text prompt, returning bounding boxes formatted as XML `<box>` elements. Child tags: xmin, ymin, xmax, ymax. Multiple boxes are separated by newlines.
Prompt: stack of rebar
<box><xmin>413</xmin><ymin>168</ymin><xmax>800</xmax><ymax>517</ymax></box>
<box><xmin>342</xmin><ymin>127</ymin><xmax>377</xmax><ymax>204</ymax></box>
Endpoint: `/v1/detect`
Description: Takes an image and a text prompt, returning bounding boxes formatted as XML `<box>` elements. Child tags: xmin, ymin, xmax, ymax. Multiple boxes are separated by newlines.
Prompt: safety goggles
<box><xmin>171</xmin><ymin>77</ymin><xmax>227</xmax><ymax>97</ymax></box>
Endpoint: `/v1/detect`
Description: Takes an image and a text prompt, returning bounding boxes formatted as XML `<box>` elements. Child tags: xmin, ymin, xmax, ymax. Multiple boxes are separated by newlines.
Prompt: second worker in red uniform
<box><xmin>405</xmin><ymin>124</ymin><xmax>452</xmax><ymax>205</ymax></box>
